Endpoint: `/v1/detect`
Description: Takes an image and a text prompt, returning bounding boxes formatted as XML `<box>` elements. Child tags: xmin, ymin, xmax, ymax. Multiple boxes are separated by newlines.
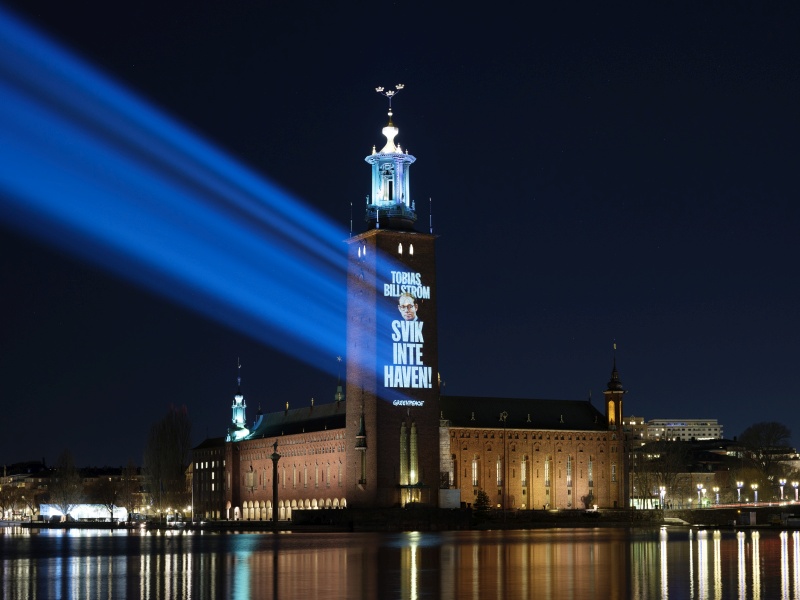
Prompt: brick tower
<box><xmin>345</xmin><ymin>87</ymin><xmax>440</xmax><ymax>507</ymax></box>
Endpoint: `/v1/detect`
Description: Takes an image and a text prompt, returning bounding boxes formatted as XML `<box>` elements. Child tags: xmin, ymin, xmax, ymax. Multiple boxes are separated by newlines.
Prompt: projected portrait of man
<box><xmin>397</xmin><ymin>293</ymin><xmax>419</xmax><ymax>321</ymax></box>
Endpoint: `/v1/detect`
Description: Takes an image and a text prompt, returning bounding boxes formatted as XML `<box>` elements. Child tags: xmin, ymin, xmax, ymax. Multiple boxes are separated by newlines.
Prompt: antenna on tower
<box><xmin>429</xmin><ymin>197</ymin><xmax>433</xmax><ymax>233</ymax></box>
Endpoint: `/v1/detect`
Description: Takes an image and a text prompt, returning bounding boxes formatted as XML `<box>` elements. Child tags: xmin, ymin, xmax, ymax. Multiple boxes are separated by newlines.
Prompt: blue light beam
<box><xmin>0</xmin><ymin>7</ymin><xmax>412</xmax><ymax>384</ymax></box>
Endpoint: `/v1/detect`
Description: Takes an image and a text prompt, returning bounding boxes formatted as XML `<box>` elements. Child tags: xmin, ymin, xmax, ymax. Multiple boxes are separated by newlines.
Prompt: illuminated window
<box><xmin>588</xmin><ymin>457</ymin><xmax>594</xmax><ymax>487</ymax></box>
<box><xmin>304</xmin><ymin>465</ymin><xmax>308</xmax><ymax>488</ymax></box>
<box><xmin>496</xmin><ymin>456</ymin><xmax>503</xmax><ymax>486</ymax></box>
<box><xmin>521</xmin><ymin>455</ymin><xmax>528</xmax><ymax>487</ymax></box>
<box><xmin>326</xmin><ymin>465</ymin><xmax>330</xmax><ymax>487</ymax></box>
<box><xmin>398</xmin><ymin>243</ymin><xmax>403</xmax><ymax>254</ymax></box>
<box><xmin>611</xmin><ymin>464</ymin><xmax>617</xmax><ymax>482</ymax></box>
<box><xmin>471</xmin><ymin>457</ymin><xmax>478</xmax><ymax>487</ymax></box>
<box><xmin>338</xmin><ymin>463</ymin><xmax>342</xmax><ymax>487</ymax></box>
<box><xmin>545</xmin><ymin>457</ymin><xmax>551</xmax><ymax>487</ymax></box>
<box><xmin>566</xmin><ymin>455</ymin><xmax>572</xmax><ymax>487</ymax></box>
<box><xmin>409</xmin><ymin>244</ymin><xmax>414</xmax><ymax>255</ymax></box>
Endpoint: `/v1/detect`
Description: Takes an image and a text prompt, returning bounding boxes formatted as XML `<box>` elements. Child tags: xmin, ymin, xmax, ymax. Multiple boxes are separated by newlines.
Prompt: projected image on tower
<box><xmin>383</xmin><ymin>268</ymin><xmax>432</xmax><ymax>393</ymax></box>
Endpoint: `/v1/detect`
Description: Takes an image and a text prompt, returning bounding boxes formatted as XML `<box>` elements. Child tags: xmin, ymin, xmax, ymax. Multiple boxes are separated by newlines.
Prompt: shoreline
<box><xmin>9</xmin><ymin>505</ymin><xmax>797</xmax><ymax>534</ymax></box>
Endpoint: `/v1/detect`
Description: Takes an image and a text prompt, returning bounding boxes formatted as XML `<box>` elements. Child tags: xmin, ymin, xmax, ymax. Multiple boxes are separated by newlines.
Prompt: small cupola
<box><xmin>364</xmin><ymin>84</ymin><xmax>417</xmax><ymax>230</ymax></box>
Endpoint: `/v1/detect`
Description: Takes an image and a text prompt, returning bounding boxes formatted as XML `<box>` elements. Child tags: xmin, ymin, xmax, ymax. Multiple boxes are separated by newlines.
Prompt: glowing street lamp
<box><xmin>751</xmin><ymin>483</ymin><xmax>758</xmax><ymax>504</ymax></box>
<box><xmin>793</xmin><ymin>481</ymin><xmax>799</xmax><ymax>502</ymax></box>
<box><xmin>713</xmin><ymin>486</ymin><xmax>719</xmax><ymax>505</ymax></box>
<box><xmin>737</xmin><ymin>481</ymin><xmax>743</xmax><ymax>503</ymax></box>
<box><xmin>780</xmin><ymin>478</ymin><xmax>787</xmax><ymax>501</ymax></box>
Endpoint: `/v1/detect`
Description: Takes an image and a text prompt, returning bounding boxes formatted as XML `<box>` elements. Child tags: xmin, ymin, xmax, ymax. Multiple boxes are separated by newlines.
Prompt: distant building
<box><xmin>645</xmin><ymin>419</ymin><xmax>723</xmax><ymax>441</ymax></box>
<box><xmin>623</xmin><ymin>416</ymin><xmax>647</xmax><ymax>444</ymax></box>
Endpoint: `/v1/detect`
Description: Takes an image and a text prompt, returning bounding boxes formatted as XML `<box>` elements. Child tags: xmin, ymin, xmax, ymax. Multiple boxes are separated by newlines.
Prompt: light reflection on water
<box><xmin>3</xmin><ymin>526</ymin><xmax>800</xmax><ymax>599</ymax></box>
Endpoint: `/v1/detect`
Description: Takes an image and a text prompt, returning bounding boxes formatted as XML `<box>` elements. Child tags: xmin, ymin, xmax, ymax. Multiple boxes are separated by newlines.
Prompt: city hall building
<box><xmin>192</xmin><ymin>97</ymin><xmax>628</xmax><ymax>521</ymax></box>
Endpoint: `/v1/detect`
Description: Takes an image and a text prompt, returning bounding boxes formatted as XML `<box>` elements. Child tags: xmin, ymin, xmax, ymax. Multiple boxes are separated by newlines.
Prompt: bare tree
<box><xmin>49</xmin><ymin>450</ymin><xmax>83</xmax><ymax>519</ymax></box>
<box><xmin>84</xmin><ymin>476</ymin><xmax>118</xmax><ymax>521</ymax></box>
<box><xmin>0</xmin><ymin>484</ymin><xmax>22</xmax><ymax>519</ymax></box>
<box><xmin>632</xmin><ymin>440</ymin><xmax>692</xmax><ymax>508</ymax></box>
<box><xmin>143</xmin><ymin>405</ymin><xmax>191</xmax><ymax>513</ymax></box>
<box><xmin>739</xmin><ymin>422</ymin><xmax>793</xmax><ymax>481</ymax></box>
<box><xmin>116</xmin><ymin>461</ymin><xmax>141</xmax><ymax>518</ymax></box>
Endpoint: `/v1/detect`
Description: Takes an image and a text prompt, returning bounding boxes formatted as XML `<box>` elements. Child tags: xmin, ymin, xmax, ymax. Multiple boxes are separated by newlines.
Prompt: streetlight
<box><xmin>737</xmin><ymin>481</ymin><xmax>743</xmax><ymax>503</ymax></box>
<box><xmin>751</xmin><ymin>483</ymin><xmax>758</xmax><ymax>504</ymax></box>
<box><xmin>793</xmin><ymin>481</ymin><xmax>799</xmax><ymax>502</ymax></box>
<box><xmin>499</xmin><ymin>411</ymin><xmax>508</xmax><ymax>516</ymax></box>
<box><xmin>713</xmin><ymin>486</ymin><xmax>719</xmax><ymax>505</ymax></box>
<box><xmin>780</xmin><ymin>478</ymin><xmax>787</xmax><ymax>501</ymax></box>
<box><xmin>270</xmin><ymin>441</ymin><xmax>281</xmax><ymax>530</ymax></box>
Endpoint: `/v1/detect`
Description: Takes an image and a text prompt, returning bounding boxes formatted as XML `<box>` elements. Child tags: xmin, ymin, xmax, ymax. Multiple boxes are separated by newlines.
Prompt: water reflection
<box><xmin>3</xmin><ymin>526</ymin><xmax>800</xmax><ymax>599</ymax></box>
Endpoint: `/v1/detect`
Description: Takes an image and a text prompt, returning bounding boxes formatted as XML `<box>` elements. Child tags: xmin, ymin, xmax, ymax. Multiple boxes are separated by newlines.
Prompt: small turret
<box><xmin>604</xmin><ymin>347</ymin><xmax>626</xmax><ymax>430</ymax></box>
<box><xmin>226</xmin><ymin>359</ymin><xmax>250</xmax><ymax>442</ymax></box>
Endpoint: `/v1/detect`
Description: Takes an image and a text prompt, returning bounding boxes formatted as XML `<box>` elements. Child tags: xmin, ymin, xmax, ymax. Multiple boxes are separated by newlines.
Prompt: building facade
<box><xmin>644</xmin><ymin>419</ymin><xmax>723</xmax><ymax>442</ymax></box>
<box><xmin>191</xmin><ymin>95</ymin><xmax>628</xmax><ymax>519</ymax></box>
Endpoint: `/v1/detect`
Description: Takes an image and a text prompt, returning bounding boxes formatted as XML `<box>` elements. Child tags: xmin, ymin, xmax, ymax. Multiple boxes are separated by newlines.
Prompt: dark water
<box><xmin>1</xmin><ymin>526</ymin><xmax>799</xmax><ymax>599</ymax></box>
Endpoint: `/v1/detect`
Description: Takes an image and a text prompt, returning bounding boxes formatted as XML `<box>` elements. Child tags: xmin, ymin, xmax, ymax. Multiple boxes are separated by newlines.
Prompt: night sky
<box><xmin>1</xmin><ymin>1</ymin><xmax>798</xmax><ymax>468</ymax></box>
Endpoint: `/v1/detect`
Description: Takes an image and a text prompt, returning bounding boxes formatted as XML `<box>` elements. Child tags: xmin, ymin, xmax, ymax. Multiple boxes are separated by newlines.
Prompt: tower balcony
<box><xmin>365</xmin><ymin>204</ymin><xmax>417</xmax><ymax>231</ymax></box>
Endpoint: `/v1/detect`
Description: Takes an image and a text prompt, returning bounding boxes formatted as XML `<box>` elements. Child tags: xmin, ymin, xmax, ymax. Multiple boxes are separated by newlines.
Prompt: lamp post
<box><xmin>713</xmin><ymin>486</ymin><xmax>719</xmax><ymax>505</ymax></box>
<box><xmin>793</xmin><ymin>481</ymin><xmax>799</xmax><ymax>502</ymax></box>
<box><xmin>500</xmin><ymin>411</ymin><xmax>508</xmax><ymax>517</ymax></box>
<box><xmin>751</xmin><ymin>483</ymin><xmax>758</xmax><ymax>504</ymax></box>
<box><xmin>780</xmin><ymin>478</ymin><xmax>787</xmax><ymax>501</ymax></box>
<box><xmin>270</xmin><ymin>441</ymin><xmax>281</xmax><ymax>530</ymax></box>
<box><xmin>736</xmin><ymin>481</ymin><xmax>743</xmax><ymax>503</ymax></box>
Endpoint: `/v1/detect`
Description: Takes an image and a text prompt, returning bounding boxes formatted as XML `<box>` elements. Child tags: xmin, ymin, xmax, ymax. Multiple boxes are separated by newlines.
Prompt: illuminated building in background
<box><xmin>192</xmin><ymin>93</ymin><xmax>627</xmax><ymax>518</ymax></box>
<box><xmin>644</xmin><ymin>419</ymin><xmax>723</xmax><ymax>442</ymax></box>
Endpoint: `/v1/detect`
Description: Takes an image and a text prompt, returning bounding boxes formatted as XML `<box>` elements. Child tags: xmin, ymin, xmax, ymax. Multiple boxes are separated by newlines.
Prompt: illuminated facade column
<box><xmin>399</xmin><ymin>421</ymin><xmax>409</xmax><ymax>486</ymax></box>
<box><xmin>410</xmin><ymin>421</ymin><xmax>419</xmax><ymax>486</ymax></box>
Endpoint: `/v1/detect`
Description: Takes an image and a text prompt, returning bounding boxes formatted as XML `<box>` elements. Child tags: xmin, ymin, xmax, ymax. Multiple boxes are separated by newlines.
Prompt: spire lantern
<box><xmin>365</xmin><ymin>84</ymin><xmax>417</xmax><ymax>230</ymax></box>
